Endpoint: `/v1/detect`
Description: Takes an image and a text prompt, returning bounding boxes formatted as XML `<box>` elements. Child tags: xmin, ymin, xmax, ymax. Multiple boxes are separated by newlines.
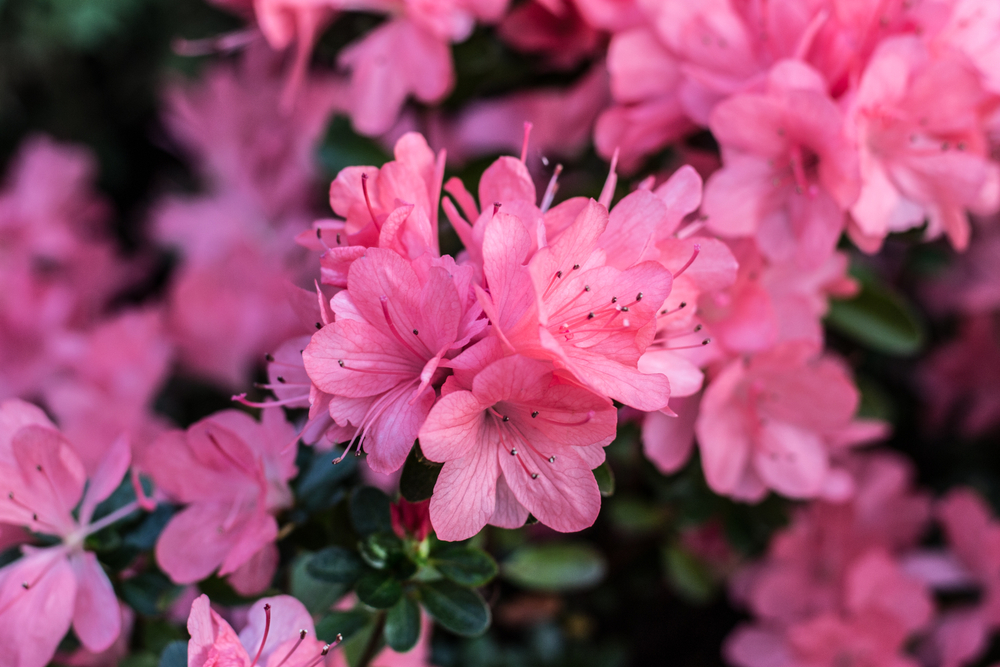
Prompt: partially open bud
<box><xmin>390</xmin><ymin>498</ymin><xmax>431</xmax><ymax>542</ymax></box>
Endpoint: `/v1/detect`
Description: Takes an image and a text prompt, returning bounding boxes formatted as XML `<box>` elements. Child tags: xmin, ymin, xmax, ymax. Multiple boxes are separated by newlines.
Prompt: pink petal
<box><xmin>419</xmin><ymin>390</ymin><xmax>488</xmax><ymax>463</ymax></box>
<box><xmin>641</xmin><ymin>394</ymin><xmax>701</xmax><ymax>474</ymax></box>
<box><xmin>239</xmin><ymin>595</ymin><xmax>316</xmax><ymax>663</ymax></box>
<box><xmin>79</xmin><ymin>433</ymin><xmax>131</xmax><ymax>526</ymax></box>
<box><xmin>429</xmin><ymin>431</ymin><xmax>499</xmax><ymax>541</ymax></box>
<box><xmin>156</xmin><ymin>502</ymin><xmax>258</xmax><ymax>584</ymax></box>
<box><xmin>478</xmin><ymin>156</ymin><xmax>536</xmax><ymax>209</ymax></box>
<box><xmin>0</xmin><ymin>548</ymin><xmax>77</xmax><ymax>667</ymax></box>
<box><xmin>490</xmin><ymin>474</ymin><xmax>530</xmax><ymax>529</ymax></box>
<box><xmin>227</xmin><ymin>543</ymin><xmax>280</xmax><ymax>597</ymax></box>
<box><xmin>695</xmin><ymin>361</ymin><xmax>752</xmax><ymax>495</ymax></box>
<box><xmin>753</xmin><ymin>420</ymin><xmax>829</xmax><ymax>499</ymax></box>
<box><xmin>187</xmin><ymin>593</ymin><xmax>250</xmax><ymax>667</ymax></box>
<box><xmin>70</xmin><ymin>551</ymin><xmax>121</xmax><ymax>653</ymax></box>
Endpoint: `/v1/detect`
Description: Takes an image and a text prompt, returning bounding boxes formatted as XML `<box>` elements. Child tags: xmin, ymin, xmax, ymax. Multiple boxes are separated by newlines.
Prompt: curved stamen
<box><xmin>672</xmin><ymin>243</ymin><xmax>701</xmax><ymax>279</ymax></box>
<box><xmin>249</xmin><ymin>604</ymin><xmax>271</xmax><ymax>667</ymax></box>
<box><xmin>274</xmin><ymin>630</ymin><xmax>308</xmax><ymax>667</ymax></box>
<box><xmin>361</xmin><ymin>173</ymin><xmax>380</xmax><ymax>229</ymax></box>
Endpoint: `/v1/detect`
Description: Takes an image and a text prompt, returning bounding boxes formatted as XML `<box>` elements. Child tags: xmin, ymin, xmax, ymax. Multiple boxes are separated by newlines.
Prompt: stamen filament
<box><xmin>250</xmin><ymin>604</ymin><xmax>271</xmax><ymax>667</ymax></box>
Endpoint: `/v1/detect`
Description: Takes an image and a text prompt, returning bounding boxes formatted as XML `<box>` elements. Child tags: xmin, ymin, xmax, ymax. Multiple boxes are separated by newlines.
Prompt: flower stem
<box><xmin>355</xmin><ymin>610</ymin><xmax>387</xmax><ymax>667</ymax></box>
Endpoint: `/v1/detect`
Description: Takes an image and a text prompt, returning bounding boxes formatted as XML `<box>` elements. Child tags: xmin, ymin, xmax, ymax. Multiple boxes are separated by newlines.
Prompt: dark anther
<box><xmin>412</xmin><ymin>329</ymin><xmax>419</xmax><ymax>335</ymax></box>
<box><xmin>556</xmin><ymin>271</ymin><xmax>563</xmax><ymax>278</ymax></box>
<box><xmin>316</xmin><ymin>322</ymin><xmax>322</xmax><ymax>329</ymax></box>
<box><xmin>621</xmin><ymin>306</ymin><xmax>629</xmax><ymax>312</ymax></box>
<box><xmin>337</xmin><ymin>360</ymin><xmax>345</xmax><ymax>367</ymax></box>
<box><xmin>277</xmin><ymin>376</ymin><xmax>286</xmax><ymax>383</ymax></box>
<box><xmin>636</xmin><ymin>292</ymin><xmax>643</xmax><ymax>301</ymax></box>
<box><xmin>502</xmin><ymin>415</ymin><xmax>510</xmax><ymax>422</ymax></box>
<box><xmin>572</xmin><ymin>264</ymin><xmax>580</xmax><ymax>270</ymax></box>
<box><xmin>587</xmin><ymin>312</ymin><xmax>595</xmax><ymax>319</ymax></box>
<box><xmin>265</xmin><ymin>353</ymin><xmax>275</xmax><ymax>362</ymax></box>
<box><xmin>584</xmin><ymin>285</ymin><xmax>591</xmax><ymax>292</ymax></box>
<box><xmin>531</xmin><ymin>411</ymin><xmax>539</xmax><ymax>418</ymax></box>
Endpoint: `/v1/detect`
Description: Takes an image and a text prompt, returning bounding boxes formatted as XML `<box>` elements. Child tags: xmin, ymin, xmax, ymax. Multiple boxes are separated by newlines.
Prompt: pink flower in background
<box><xmin>43</xmin><ymin>308</ymin><xmax>172</xmax><ymax>474</ymax></box>
<box><xmin>304</xmin><ymin>248</ymin><xmax>485</xmax><ymax>472</ymax></box>
<box><xmin>732</xmin><ymin>452</ymin><xmax>931</xmax><ymax>626</ymax></box>
<box><xmin>847</xmin><ymin>37</ymin><xmax>1000</xmax><ymax>252</ymax></box>
<box><xmin>0</xmin><ymin>399</ymin><xmax>140</xmax><ymax>667</ymax></box>
<box><xmin>0</xmin><ymin>135</ymin><xmax>122</xmax><ymax>399</ymax></box>
<box><xmin>499</xmin><ymin>1</ymin><xmax>602</xmax><ymax>70</ymax></box>
<box><xmin>702</xmin><ymin>60</ymin><xmax>860</xmax><ymax>267</ymax></box>
<box><xmin>188</xmin><ymin>594</ymin><xmax>334</xmax><ymax>667</ymax></box>
<box><xmin>695</xmin><ymin>343</ymin><xmax>876</xmax><ymax>501</ymax></box>
<box><xmin>419</xmin><ymin>338</ymin><xmax>616</xmax><ymax>540</ymax></box>
<box><xmin>144</xmin><ymin>409</ymin><xmax>297</xmax><ymax>595</ymax></box>
<box><xmin>920</xmin><ymin>314</ymin><xmax>1000</xmax><ymax>438</ymax></box>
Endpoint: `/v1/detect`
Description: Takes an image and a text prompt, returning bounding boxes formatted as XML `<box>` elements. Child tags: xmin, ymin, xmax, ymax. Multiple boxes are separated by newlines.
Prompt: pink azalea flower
<box><xmin>733</xmin><ymin>452</ymin><xmax>931</xmax><ymax>626</ymax></box>
<box><xmin>695</xmin><ymin>343</ymin><xmax>877</xmax><ymax>501</ymax></box>
<box><xmin>43</xmin><ymin>308</ymin><xmax>172</xmax><ymax>475</ymax></box>
<box><xmin>477</xmin><ymin>200</ymin><xmax>674</xmax><ymax>411</ymax></box>
<box><xmin>922</xmin><ymin>215</ymin><xmax>1000</xmax><ymax>316</ymax></box>
<box><xmin>303</xmin><ymin>248</ymin><xmax>485</xmax><ymax>473</ymax></box>
<box><xmin>307</xmin><ymin>132</ymin><xmax>446</xmax><ymax>288</ymax></box>
<box><xmin>702</xmin><ymin>60</ymin><xmax>860</xmax><ymax>267</ymax></box>
<box><xmin>163</xmin><ymin>44</ymin><xmax>344</xmax><ymax>225</ymax></box>
<box><xmin>0</xmin><ymin>135</ymin><xmax>120</xmax><ymax>399</ymax></box>
<box><xmin>498</xmin><ymin>1</ymin><xmax>602</xmax><ymax>70</ymax></box>
<box><xmin>846</xmin><ymin>36</ymin><xmax>1000</xmax><ymax>252</ymax></box>
<box><xmin>727</xmin><ymin>550</ymin><xmax>932</xmax><ymax>667</ymax></box>
<box><xmin>418</xmin><ymin>338</ymin><xmax>617</xmax><ymax>540</ymax></box>
<box><xmin>188</xmin><ymin>594</ymin><xmax>335</xmax><ymax>667</ymax></box>
<box><xmin>143</xmin><ymin>409</ymin><xmax>297</xmax><ymax>595</ymax></box>
<box><xmin>0</xmin><ymin>399</ymin><xmax>141</xmax><ymax>667</ymax></box>
<box><xmin>166</xmin><ymin>241</ymin><xmax>305</xmax><ymax>389</ymax></box>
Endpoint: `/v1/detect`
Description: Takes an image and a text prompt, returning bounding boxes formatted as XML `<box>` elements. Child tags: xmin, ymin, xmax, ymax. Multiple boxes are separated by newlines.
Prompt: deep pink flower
<box><xmin>0</xmin><ymin>399</ymin><xmax>139</xmax><ymax>667</ymax></box>
<box><xmin>304</xmin><ymin>248</ymin><xmax>484</xmax><ymax>473</ymax></box>
<box><xmin>499</xmin><ymin>1</ymin><xmax>602</xmax><ymax>70</ymax></box>
<box><xmin>308</xmin><ymin>133</ymin><xmax>446</xmax><ymax>288</ymax></box>
<box><xmin>418</xmin><ymin>338</ymin><xmax>616</xmax><ymax>540</ymax></box>
<box><xmin>702</xmin><ymin>60</ymin><xmax>860</xmax><ymax>267</ymax></box>
<box><xmin>144</xmin><ymin>409</ymin><xmax>297</xmax><ymax>594</ymax></box>
<box><xmin>188</xmin><ymin>594</ymin><xmax>333</xmax><ymax>667</ymax></box>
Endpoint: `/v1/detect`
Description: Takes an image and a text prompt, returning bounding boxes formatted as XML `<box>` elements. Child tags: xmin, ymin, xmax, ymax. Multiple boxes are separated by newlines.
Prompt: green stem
<box><xmin>355</xmin><ymin>610</ymin><xmax>387</xmax><ymax>667</ymax></box>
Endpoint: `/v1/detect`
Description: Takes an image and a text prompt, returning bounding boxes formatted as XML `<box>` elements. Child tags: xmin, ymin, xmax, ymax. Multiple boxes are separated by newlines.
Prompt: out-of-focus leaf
<box><xmin>307</xmin><ymin>546</ymin><xmax>365</xmax><ymax>585</ymax></box>
<box><xmin>350</xmin><ymin>487</ymin><xmax>393</xmax><ymax>536</ymax></box>
<box><xmin>315</xmin><ymin>609</ymin><xmax>371</xmax><ymax>645</ymax></box>
<box><xmin>120</xmin><ymin>572</ymin><xmax>182</xmax><ymax>616</ymax></box>
<box><xmin>317</xmin><ymin>115</ymin><xmax>390</xmax><ymax>178</ymax></box>
<box><xmin>385</xmin><ymin>595</ymin><xmax>421</xmax><ymax>652</ymax></box>
<box><xmin>608</xmin><ymin>497</ymin><xmax>664</xmax><ymax>535</ymax></box>
<box><xmin>432</xmin><ymin>546</ymin><xmax>498</xmax><ymax>587</ymax></box>
<box><xmin>594</xmin><ymin>462</ymin><xmax>615</xmax><ymax>497</ymax></box>
<box><xmin>400</xmin><ymin>443</ymin><xmax>443</xmax><ymax>502</ymax></box>
<box><xmin>356</xmin><ymin>569</ymin><xmax>403</xmax><ymax>609</ymax></box>
<box><xmin>502</xmin><ymin>544</ymin><xmax>606</xmax><ymax>592</ymax></box>
<box><xmin>826</xmin><ymin>274</ymin><xmax>924</xmax><ymax>356</ymax></box>
<box><xmin>158</xmin><ymin>641</ymin><xmax>186</xmax><ymax>667</ymax></box>
<box><xmin>418</xmin><ymin>580</ymin><xmax>491</xmax><ymax>637</ymax></box>
<box><xmin>294</xmin><ymin>446</ymin><xmax>356</xmax><ymax>513</ymax></box>
<box><xmin>291</xmin><ymin>553</ymin><xmax>349</xmax><ymax>614</ymax></box>
<box><xmin>359</xmin><ymin>531</ymin><xmax>404</xmax><ymax>570</ymax></box>
<box><xmin>663</xmin><ymin>545</ymin><xmax>715</xmax><ymax>604</ymax></box>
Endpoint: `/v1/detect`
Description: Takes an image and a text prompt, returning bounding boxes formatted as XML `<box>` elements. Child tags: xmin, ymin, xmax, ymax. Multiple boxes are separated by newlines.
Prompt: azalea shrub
<box><xmin>3</xmin><ymin>0</ymin><xmax>1000</xmax><ymax>666</ymax></box>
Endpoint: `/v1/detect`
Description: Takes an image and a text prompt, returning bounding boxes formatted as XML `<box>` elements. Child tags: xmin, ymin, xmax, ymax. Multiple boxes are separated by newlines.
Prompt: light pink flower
<box><xmin>695</xmin><ymin>343</ymin><xmax>877</xmax><ymax>501</ymax></box>
<box><xmin>419</xmin><ymin>338</ymin><xmax>616</xmax><ymax>540</ymax></box>
<box><xmin>702</xmin><ymin>60</ymin><xmax>860</xmax><ymax>267</ymax></box>
<box><xmin>304</xmin><ymin>248</ymin><xmax>484</xmax><ymax>473</ymax></box>
<box><xmin>0</xmin><ymin>399</ymin><xmax>139</xmax><ymax>667</ymax></box>
<box><xmin>188</xmin><ymin>594</ymin><xmax>333</xmax><ymax>667</ymax></box>
<box><xmin>144</xmin><ymin>409</ymin><xmax>297</xmax><ymax>594</ymax></box>
<box><xmin>847</xmin><ymin>36</ymin><xmax>1000</xmax><ymax>252</ymax></box>
<box><xmin>478</xmin><ymin>200</ymin><xmax>674</xmax><ymax>411</ymax></box>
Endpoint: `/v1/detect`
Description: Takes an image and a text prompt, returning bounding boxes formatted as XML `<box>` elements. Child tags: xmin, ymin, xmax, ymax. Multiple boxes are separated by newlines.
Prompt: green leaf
<box><xmin>501</xmin><ymin>543</ymin><xmax>607</xmax><ymax>592</ymax></box>
<box><xmin>359</xmin><ymin>532</ymin><xmax>404</xmax><ymax>570</ymax></box>
<box><xmin>594</xmin><ymin>462</ymin><xmax>615</xmax><ymax>497</ymax></box>
<box><xmin>431</xmin><ymin>546</ymin><xmax>498</xmax><ymax>587</ymax></box>
<box><xmin>399</xmin><ymin>443</ymin><xmax>443</xmax><ymax>502</ymax></box>
<box><xmin>417</xmin><ymin>580</ymin><xmax>491</xmax><ymax>637</ymax></box>
<box><xmin>315</xmin><ymin>609</ymin><xmax>371</xmax><ymax>645</ymax></box>
<box><xmin>294</xmin><ymin>446</ymin><xmax>357</xmax><ymax>513</ymax></box>
<box><xmin>385</xmin><ymin>595</ymin><xmax>421</xmax><ymax>652</ymax></box>
<box><xmin>663</xmin><ymin>544</ymin><xmax>716</xmax><ymax>604</ymax></box>
<box><xmin>355</xmin><ymin>569</ymin><xmax>403</xmax><ymax>609</ymax></box>
<box><xmin>307</xmin><ymin>546</ymin><xmax>366</xmax><ymax>585</ymax></box>
<box><xmin>291</xmin><ymin>554</ymin><xmax>349</xmax><ymax>615</ymax></box>
<box><xmin>826</xmin><ymin>276</ymin><xmax>924</xmax><ymax>356</ymax></box>
<box><xmin>350</xmin><ymin>487</ymin><xmax>393</xmax><ymax>536</ymax></box>
<box><xmin>158</xmin><ymin>641</ymin><xmax>186</xmax><ymax>667</ymax></box>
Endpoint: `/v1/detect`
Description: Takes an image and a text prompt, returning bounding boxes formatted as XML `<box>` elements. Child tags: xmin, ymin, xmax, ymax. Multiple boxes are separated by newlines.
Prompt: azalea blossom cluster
<box><xmin>1</xmin><ymin>0</ymin><xmax>1000</xmax><ymax>664</ymax></box>
<box><xmin>726</xmin><ymin>453</ymin><xmax>1000</xmax><ymax>667</ymax></box>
